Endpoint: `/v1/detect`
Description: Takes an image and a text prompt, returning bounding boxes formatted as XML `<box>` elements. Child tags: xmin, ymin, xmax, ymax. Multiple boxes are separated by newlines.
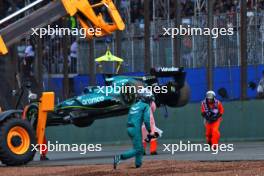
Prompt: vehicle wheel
<box><xmin>121</xmin><ymin>82</ymin><xmax>136</xmax><ymax>105</ymax></box>
<box><xmin>25</xmin><ymin>105</ymin><xmax>39</xmax><ymax>129</ymax></box>
<box><xmin>164</xmin><ymin>82</ymin><xmax>190</xmax><ymax>107</ymax></box>
<box><xmin>0</xmin><ymin>118</ymin><xmax>36</xmax><ymax>166</ymax></box>
<box><xmin>174</xmin><ymin>82</ymin><xmax>190</xmax><ymax>107</ymax></box>
<box><xmin>74</xmin><ymin>120</ymin><xmax>94</xmax><ymax>128</ymax></box>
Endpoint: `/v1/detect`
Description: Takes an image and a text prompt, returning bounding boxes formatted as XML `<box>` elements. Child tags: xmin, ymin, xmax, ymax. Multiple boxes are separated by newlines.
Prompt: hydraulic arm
<box><xmin>0</xmin><ymin>0</ymin><xmax>125</xmax><ymax>55</ymax></box>
<box><xmin>0</xmin><ymin>0</ymin><xmax>125</xmax><ymax>146</ymax></box>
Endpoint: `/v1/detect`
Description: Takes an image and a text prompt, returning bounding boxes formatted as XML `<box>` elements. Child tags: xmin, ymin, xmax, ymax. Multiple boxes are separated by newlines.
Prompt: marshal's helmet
<box><xmin>206</xmin><ymin>90</ymin><xmax>216</xmax><ymax>101</ymax></box>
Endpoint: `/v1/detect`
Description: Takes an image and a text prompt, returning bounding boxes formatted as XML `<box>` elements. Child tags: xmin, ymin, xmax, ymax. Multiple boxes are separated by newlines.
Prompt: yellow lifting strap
<box><xmin>0</xmin><ymin>35</ymin><xmax>8</xmax><ymax>55</ymax></box>
<box><xmin>95</xmin><ymin>49</ymin><xmax>124</xmax><ymax>62</ymax></box>
<box><xmin>95</xmin><ymin>48</ymin><xmax>124</xmax><ymax>74</ymax></box>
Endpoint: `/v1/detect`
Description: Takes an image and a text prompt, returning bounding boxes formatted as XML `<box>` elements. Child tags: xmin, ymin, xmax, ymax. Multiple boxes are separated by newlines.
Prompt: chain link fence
<box><xmin>77</xmin><ymin>11</ymin><xmax>264</xmax><ymax>74</ymax></box>
<box><xmin>26</xmin><ymin>11</ymin><xmax>264</xmax><ymax>75</ymax></box>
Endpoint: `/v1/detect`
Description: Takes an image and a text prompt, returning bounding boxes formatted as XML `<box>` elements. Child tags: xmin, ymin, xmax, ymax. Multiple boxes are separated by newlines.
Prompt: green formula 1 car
<box><xmin>25</xmin><ymin>67</ymin><xmax>190</xmax><ymax>128</ymax></box>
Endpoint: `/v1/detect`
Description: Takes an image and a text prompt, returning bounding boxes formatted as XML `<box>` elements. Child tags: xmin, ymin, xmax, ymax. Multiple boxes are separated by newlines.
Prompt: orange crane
<box><xmin>0</xmin><ymin>0</ymin><xmax>124</xmax><ymax>166</ymax></box>
<box><xmin>0</xmin><ymin>0</ymin><xmax>125</xmax><ymax>54</ymax></box>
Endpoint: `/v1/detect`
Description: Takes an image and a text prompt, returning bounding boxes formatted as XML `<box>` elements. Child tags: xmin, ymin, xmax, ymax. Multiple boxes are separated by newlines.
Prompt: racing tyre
<box><xmin>165</xmin><ymin>82</ymin><xmax>190</xmax><ymax>107</ymax></box>
<box><xmin>0</xmin><ymin>118</ymin><xmax>36</xmax><ymax>166</ymax></box>
<box><xmin>174</xmin><ymin>82</ymin><xmax>190</xmax><ymax>107</ymax></box>
<box><xmin>120</xmin><ymin>82</ymin><xmax>136</xmax><ymax>105</ymax></box>
<box><xmin>74</xmin><ymin>120</ymin><xmax>94</xmax><ymax>128</ymax></box>
<box><xmin>25</xmin><ymin>104</ymin><xmax>39</xmax><ymax>129</ymax></box>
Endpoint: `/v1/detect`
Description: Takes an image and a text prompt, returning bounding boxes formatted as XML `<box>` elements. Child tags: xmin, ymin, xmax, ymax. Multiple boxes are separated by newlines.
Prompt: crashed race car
<box><xmin>25</xmin><ymin>67</ymin><xmax>190</xmax><ymax>128</ymax></box>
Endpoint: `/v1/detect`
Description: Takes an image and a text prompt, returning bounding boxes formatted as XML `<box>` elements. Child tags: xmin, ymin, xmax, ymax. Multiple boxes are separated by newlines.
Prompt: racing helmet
<box><xmin>206</xmin><ymin>90</ymin><xmax>216</xmax><ymax>100</ymax></box>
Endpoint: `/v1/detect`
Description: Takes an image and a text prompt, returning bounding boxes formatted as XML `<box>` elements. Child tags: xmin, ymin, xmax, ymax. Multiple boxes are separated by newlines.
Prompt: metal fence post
<box><xmin>207</xmin><ymin>0</ymin><xmax>214</xmax><ymax>90</ymax></box>
<box><xmin>144</xmin><ymin>0</ymin><xmax>151</xmax><ymax>72</ymax></box>
<box><xmin>36</xmin><ymin>37</ymin><xmax>43</xmax><ymax>92</ymax></box>
<box><xmin>173</xmin><ymin>0</ymin><xmax>181</xmax><ymax>67</ymax></box>
<box><xmin>62</xmin><ymin>20</ymin><xmax>69</xmax><ymax>99</ymax></box>
<box><xmin>240</xmin><ymin>0</ymin><xmax>248</xmax><ymax>100</ymax></box>
<box><xmin>89</xmin><ymin>40</ymin><xmax>95</xmax><ymax>86</ymax></box>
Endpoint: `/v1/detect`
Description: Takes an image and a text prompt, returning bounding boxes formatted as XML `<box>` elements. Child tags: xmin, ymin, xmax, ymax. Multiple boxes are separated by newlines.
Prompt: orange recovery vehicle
<box><xmin>0</xmin><ymin>0</ymin><xmax>124</xmax><ymax>166</ymax></box>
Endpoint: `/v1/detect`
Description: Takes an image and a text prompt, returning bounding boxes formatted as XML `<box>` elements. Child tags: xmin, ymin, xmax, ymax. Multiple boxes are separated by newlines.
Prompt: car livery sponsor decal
<box><xmin>65</xmin><ymin>100</ymin><xmax>75</xmax><ymax>106</ymax></box>
<box><xmin>159</xmin><ymin>67</ymin><xmax>179</xmax><ymax>72</ymax></box>
<box><xmin>81</xmin><ymin>96</ymin><xmax>105</xmax><ymax>105</ymax></box>
<box><xmin>105</xmin><ymin>78</ymin><xmax>114</xmax><ymax>81</ymax></box>
<box><xmin>113</xmin><ymin>79</ymin><xmax>129</xmax><ymax>84</ymax></box>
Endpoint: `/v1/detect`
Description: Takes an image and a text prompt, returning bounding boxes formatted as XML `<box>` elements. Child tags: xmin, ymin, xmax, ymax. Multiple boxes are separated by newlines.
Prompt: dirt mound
<box><xmin>0</xmin><ymin>160</ymin><xmax>264</xmax><ymax>176</ymax></box>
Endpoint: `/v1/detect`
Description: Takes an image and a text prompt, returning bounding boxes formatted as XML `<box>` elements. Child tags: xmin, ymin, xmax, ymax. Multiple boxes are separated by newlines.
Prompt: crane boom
<box><xmin>0</xmin><ymin>0</ymin><xmax>125</xmax><ymax>55</ymax></box>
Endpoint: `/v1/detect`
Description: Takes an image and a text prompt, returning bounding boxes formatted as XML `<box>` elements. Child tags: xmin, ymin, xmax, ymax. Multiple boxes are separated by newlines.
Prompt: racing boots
<box><xmin>40</xmin><ymin>154</ymin><xmax>49</xmax><ymax>161</ymax></box>
<box><xmin>113</xmin><ymin>155</ymin><xmax>121</xmax><ymax>169</ymax></box>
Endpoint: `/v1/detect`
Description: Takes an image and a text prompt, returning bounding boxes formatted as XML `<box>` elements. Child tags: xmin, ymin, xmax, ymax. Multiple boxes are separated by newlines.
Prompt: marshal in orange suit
<box><xmin>201</xmin><ymin>91</ymin><xmax>224</xmax><ymax>147</ymax></box>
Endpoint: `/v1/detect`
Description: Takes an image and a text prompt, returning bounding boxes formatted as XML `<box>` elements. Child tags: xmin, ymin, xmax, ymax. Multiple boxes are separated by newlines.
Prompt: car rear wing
<box><xmin>149</xmin><ymin>67</ymin><xmax>187</xmax><ymax>89</ymax></box>
<box><xmin>150</xmin><ymin>67</ymin><xmax>184</xmax><ymax>77</ymax></box>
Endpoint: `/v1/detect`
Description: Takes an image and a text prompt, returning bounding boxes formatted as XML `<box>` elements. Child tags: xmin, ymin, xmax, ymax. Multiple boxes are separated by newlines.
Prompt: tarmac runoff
<box><xmin>18</xmin><ymin>141</ymin><xmax>264</xmax><ymax>166</ymax></box>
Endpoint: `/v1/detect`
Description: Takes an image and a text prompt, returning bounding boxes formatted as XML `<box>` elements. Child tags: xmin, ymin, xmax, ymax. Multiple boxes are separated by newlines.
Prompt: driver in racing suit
<box><xmin>113</xmin><ymin>88</ymin><xmax>154</xmax><ymax>169</ymax></box>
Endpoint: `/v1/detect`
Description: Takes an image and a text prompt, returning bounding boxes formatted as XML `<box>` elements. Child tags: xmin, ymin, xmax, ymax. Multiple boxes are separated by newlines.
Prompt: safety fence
<box><xmin>21</xmin><ymin>34</ymin><xmax>77</xmax><ymax>75</ymax></box>
<box><xmin>43</xmin><ymin>65</ymin><xmax>264</xmax><ymax>103</ymax></box>
<box><xmin>13</xmin><ymin>11</ymin><xmax>264</xmax><ymax>75</ymax></box>
<box><xmin>77</xmin><ymin>11</ymin><xmax>264</xmax><ymax>74</ymax></box>
<box><xmin>46</xmin><ymin>99</ymin><xmax>264</xmax><ymax>143</ymax></box>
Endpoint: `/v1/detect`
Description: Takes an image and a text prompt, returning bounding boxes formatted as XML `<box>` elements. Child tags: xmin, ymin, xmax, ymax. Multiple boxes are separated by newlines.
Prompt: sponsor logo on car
<box><xmin>81</xmin><ymin>96</ymin><xmax>105</xmax><ymax>105</ymax></box>
<box><xmin>65</xmin><ymin>100</ymin><xmax>75</xmax><ymax>106</ymax></box>
<box><xmin>113</xmin><ymin>79</ymin><xmax>129</xmax><ymax>84</ymax></box>
<box><xmin>159</xmin><ymin>67</ymin><xmax>179</xmax><ymax>72</ymax></box>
